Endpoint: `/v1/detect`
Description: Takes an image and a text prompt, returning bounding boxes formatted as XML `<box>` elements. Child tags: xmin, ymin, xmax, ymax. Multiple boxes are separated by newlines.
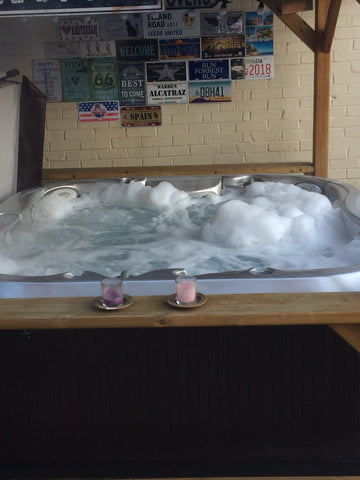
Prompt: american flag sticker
<box><xmin>78</xmin><ymin>101</ymin><xmax>120</xmax><ymax>122</ymax></box>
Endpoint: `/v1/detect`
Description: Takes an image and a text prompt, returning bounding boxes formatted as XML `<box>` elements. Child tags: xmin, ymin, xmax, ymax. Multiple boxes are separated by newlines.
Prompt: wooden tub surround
<box><xmin>1</xmin><ymin>292</ymin><xmax>360</xmax><ymax>336</ymax></box>
<box><xmin>1</xmin><ymin>292</ymin><xmax>360</xmax><ymax>478</ymax></box>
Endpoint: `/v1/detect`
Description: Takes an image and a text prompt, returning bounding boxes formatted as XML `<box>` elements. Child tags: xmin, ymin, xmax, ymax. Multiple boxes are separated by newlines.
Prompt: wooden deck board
<box><xmin>41</xmin><ymin>163</ymin><xmax>315</xmax><ymax>182</ymax></box>
<box><xmin>1</xmin><ymin>291</ymin><xmax>360</xmax><ymax>331</ymax></box>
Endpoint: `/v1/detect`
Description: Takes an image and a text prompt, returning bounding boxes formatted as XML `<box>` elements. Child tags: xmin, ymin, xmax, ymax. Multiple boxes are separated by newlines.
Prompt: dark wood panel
<box><xmin>0</xmin><ymin>325</ymin><xmax>360</xmax><ymax>477</ymax></box>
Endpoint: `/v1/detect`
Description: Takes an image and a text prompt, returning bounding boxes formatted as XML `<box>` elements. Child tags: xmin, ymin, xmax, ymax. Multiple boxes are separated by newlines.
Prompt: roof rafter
<box><xmin>264</xmin><ymin>0</ymin><xmax>316</xmax><ymax>51</ymax></box>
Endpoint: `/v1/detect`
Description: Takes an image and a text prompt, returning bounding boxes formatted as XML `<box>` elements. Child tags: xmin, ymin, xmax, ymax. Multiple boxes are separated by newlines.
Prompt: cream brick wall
<box><xmin>0</xmin><ymin>0</ymin><xmax>359</xmax><ymax>185</ymax></box>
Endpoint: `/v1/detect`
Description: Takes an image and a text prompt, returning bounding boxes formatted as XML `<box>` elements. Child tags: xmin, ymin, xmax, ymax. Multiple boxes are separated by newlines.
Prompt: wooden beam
<box><xmin>41</xmin><ymin>163</ymin><xmax>315</xmax><ymax>182</ymax></box>
<box><xmin>264</xmin><ymin>0</ymin><xmax>316</xmax><ymax>51</ymax></box>
<box><xmin>322</xmin><ymin>0</ymin><xmax>342</xmax><ymax>53</ymax></box>
<box><xmin>279</xmin><ymin>0</ymin><xmax>313</xmax><ymax>14</ymax></box>
<box><xmin>1</xmin><ymin>292</ymin><xmax>360</xmax><ymax>331</ymax></box>
<box><xmin>313</xmin><ymin>0</ymin><xmax>331</xmax><ymax>177</ymax></box>
<box><xmin>330</xmin><ymin>324</ymin><xmax>360</xmax><ymax>354</ymax></box>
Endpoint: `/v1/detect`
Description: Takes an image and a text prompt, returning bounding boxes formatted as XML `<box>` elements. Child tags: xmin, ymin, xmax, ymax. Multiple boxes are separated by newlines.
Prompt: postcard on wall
<box><xmin>116</xmin><ymin>39</ymin><xmax>159</xmax><ymax>62</ymax></box>
<box><xmin>118</xmin><ymin>63</ymin><xmax>146</xmax><ymax>106</ymax></box>
<box><xmin>188</xmin><ymin>80</ymin><xmax>231</xmax><ymax>103</ymax></box>
<box><xmin>201</xmin><ymin>11</ymin><xmax>243</xmax><ymax>36</ymax></box>
<box><xmin>99</xmin><ymin>13</ymin><xmax>143</xmax><ymax>40</ymax></box>
<box><xmin>244</xmin><ymin>55</ymin><xmax>273</xmax><ymax>79</ymax></box>
<box><xmin>57</xmin><ymin>17</ymin><xmax>100</xmax><ymax>42</ymax></box>
<box><xmin>32</xmin><ymin>59</ymin><xmax>62</xmax><ymax>103</ymax></box>
<box><xmin>230</xmin><ymin>58</ymin><xmax>245</xmax><ymax>80</ymax></box>
<box><xmin>120</xmin><ymin>106</ymin><xmax>162</xmax><ymax>127</ymax></box>
<box><xmin>246</xmin><ymin>37</ymin><xmax>273</xmax><ymax>56</ymax></box>
<box><xmin>60</xmin><ymin>58</ymin><xmax>90</xmax><ymax>102</ymax></box>
<box><xmin>159</xmin><ymin>38</ymin><xmax>201</xmax><ymax>60</ymax></box>
<box><xmin>147</xmin><ymin>81</ymin><xmax>188</xmax><ymax>105</ymax></box>
<box><xmin>80</xmin><ymin>41</ymin><xmax>116</xmax><ymax>58</ymax></box>
<box><xmin>202</xmin><ymin>35</ymin><xmax>245</xmax><ymax>58</ymax></box>
<box><xmin>78</xmin><ymin>101</ymin><xmax>120</xmax><ymax>122</ymax></box>
<box><xmin>146</xmin><ymin>61</ymin><xmax>187</xmax><ymax>82</ymax></box>
<box><xmin>245</xmin><ymin>10</ymin><xmax>273</xmax><ymax>28</ymax></box>
<box><xmin>44</xmin><ymin>42</ymin><xmax>81</xmax><ymax>59</ymax></box>
<box><xmin>188</xmin><ymin>59</ymin><xmax>229</xmax><ymax>81</ymax></box>
<box><xmin>144</xmin><ymin>10</ymin><xmax>201</xmax><ymax>39</ymax></box>
<box><xmin>88</xmin><ymin>57</ymin><xmax>118</xmax><ymax>101</ymax></box>
<box><xmin>245</xmin><ymin>10</ymin><xmax>273</xmax><ymax>56</ymax></box>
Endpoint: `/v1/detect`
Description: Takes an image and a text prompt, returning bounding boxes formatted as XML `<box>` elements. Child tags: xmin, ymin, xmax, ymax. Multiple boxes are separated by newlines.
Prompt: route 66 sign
<box><xmin>88</xmin><ymin>57</ymin><xmax>118</xmax><ymax>101</ymax></box>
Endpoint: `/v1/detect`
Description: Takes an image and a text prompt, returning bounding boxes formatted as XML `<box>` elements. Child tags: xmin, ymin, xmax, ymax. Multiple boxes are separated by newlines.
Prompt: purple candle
<box><xmin>101</xmin><ymin>278</ymin><xmax>123</xmax><ymax>306</ymax></box>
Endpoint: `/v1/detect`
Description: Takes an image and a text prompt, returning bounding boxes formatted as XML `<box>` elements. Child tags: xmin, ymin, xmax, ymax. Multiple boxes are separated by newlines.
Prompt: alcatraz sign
<box><xmin>0</xmin><ymin>0</ymin><xmax>163</xmax><ymax>16</ymax></box>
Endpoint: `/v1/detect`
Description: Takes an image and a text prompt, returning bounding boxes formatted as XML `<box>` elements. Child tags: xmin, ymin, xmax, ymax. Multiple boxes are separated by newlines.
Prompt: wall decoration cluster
<box><xmin>32</xmin><ymin>9</ymin><xmax>273</xmax><ymax>126</ymax></box>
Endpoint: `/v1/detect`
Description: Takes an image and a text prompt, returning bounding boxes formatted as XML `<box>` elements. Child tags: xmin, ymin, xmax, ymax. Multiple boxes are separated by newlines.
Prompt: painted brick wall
<box><xmin>0</xmin><ymin>0</ymin><xmax>359</xmax><ymax>185</ymax></box>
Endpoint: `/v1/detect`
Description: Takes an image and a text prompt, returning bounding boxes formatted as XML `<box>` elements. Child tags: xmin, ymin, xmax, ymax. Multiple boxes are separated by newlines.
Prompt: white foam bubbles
<box><xmin>201</xmin><ymin>181</ymin><xmax>349</xmax><ymax>255</ymax></box>
<box><xmin>87</xmin><ymin>181</ymin><xmax>191</xmax><ymax>213</ymax></box>
<box><xmin>0</xmin><ymin>180</ymin><xmax>358</xmax><ymax>277</ymax></box>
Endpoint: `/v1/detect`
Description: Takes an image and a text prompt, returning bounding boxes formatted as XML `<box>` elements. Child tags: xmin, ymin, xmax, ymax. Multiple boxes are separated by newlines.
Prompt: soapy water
<box><xmin>1</xmin><ymin>180</ymin><xmax>360</xmax><ymax>278</ymax></box>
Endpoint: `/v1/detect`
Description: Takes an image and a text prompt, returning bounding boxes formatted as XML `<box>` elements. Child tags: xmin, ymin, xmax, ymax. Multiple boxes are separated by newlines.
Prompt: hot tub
<box><xmin>1</xmin><ymin>173</ymin><xmax>360</xmax><ymax>298</ymax></box>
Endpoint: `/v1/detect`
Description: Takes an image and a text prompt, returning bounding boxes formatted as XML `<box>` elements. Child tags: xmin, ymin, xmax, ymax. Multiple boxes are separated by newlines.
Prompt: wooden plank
<box><xmin>330</xmin><ymin>324</ymin><xmax>360</xmax><ymax>354</ymax></box>
<box><xmin>264</xmin><ymin>0</ymin><xmax>316</xmax><ymax>51</ymax></box>
<box><xmin>1</xmin><ymin>292</ymin><xmax>360</xmax><ymax>331</ymax></box>
<box><xmin>42</xmin><ymin>163</ymin><xmax>315</xmax><ymax>182</ymax></box>
<box><xmin>96</xmin><ymin>478</ymin><xmax>358</xmax><ymax>480</ymax></box>
<box><xmin>279</xmin><ymin>0</ymin><xmax>313</xmax><ymax>14</ymax></box>
<box><xmin>322</xmin><ymin>0</ymin><xmax>342</xmax><ymax>53</ymax></box>
<box><xmin>313</xmin><ymin>0</ymin><xmax>331</xmax><ymax>177</ymax></box>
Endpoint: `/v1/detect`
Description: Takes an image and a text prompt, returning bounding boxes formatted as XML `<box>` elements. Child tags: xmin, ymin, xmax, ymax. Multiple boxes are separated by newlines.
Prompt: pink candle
<box><xmin>176</xmin><ymin>276</ymin><xmax>197</xmax><ymax>305</ymax></box>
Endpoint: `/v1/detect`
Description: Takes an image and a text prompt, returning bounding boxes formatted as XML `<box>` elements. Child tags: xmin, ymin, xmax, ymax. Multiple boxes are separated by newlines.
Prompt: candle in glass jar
<box><xmin>101</xmin><ymin>277</ymin><xmax>123</xmax><ymax>306</ymax></box>
<box><xmin>175</xmin><ymin>275</ymin><xmax>197</xmax><ymax>305</ymax></box>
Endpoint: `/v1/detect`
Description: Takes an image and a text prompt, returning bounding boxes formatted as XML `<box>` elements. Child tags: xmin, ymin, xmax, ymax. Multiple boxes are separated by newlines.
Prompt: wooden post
<box><xmin>313</xmin><ymin>0</ymin><xmax>332</xmax><ymax>178</ymax></box>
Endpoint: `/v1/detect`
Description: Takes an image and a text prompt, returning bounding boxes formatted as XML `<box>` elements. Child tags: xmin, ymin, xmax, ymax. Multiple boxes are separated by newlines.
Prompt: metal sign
<box><xmin>146</xmin><ymin>61</ymin><xmax>187</xmax><ymax>82</ymax></box>
<box><xmin>116</xmin><ymin>39</ymin><xmax>159</xmax><ymax>62</ymax></box>
<box><xmin>188</xmin><ymin>59</ymin><xmax>230</xmax><ymax>81</ymax></box>
<box><xmin>202</xmin><ymin>35</ymin><xmax>246</xmax><ymax>58</ymax></box>
<box><xmin>159</xmin><ymin>38</ymin><xmax>201</xmax><ymax>60</ymax></box>
<box><xmin>165</xmin><ymin>0</ymin><xmax>219</xmax><ymax>9</ymax></box>
<box><xmin>78</xmin><ymin>101</ymin><xmax>120</xmax><ymax>122</ymax></box>
<box><xmin>80</xmin><ymin>41</ymin><xmax>116</xmax><ymax>58</ymax></box>
<box><xmin>0</xmin><ymin>0</ymin><xmax>163</xmax><ymax>16</ymax></box>
<box><xmin>144</xmin><ymin>10</ymin><xmax>201</xmax><ymax>39</ymax></box>
<box><xmin>88</xmin><ymin>57</ymin><xmax>118</xmax><ymax>101</ymax></box>
<box><xmin>32</xmin><ymin>59</ymin><xmax>62</xmax><ymax>102</ymax></box>
<box><xmin>57</xmin><ymin>17</ymin><xmax>100</xmax><ymax>42</ymax></box>
<box><xmin>189</xmin><ymin>80</ymin><xmax>231</xmax><ymax>103</ymax></box>
<box><xmin>99</xmin><ymin>13</ymin><xmax>143</xmax><ymax>40</ymax></box>
<box><xmin>44</xmin><ymin>42</ymin><xmax>81</xmax><ymax>59</ymax></box>
<box><xmin>201</xmin><ymin>11</ymin><xmax>243</xmax><ymax>35</ymax></box>
<box><xmin>147</xmin><ymin>81</ymin><xmax>188</xmax><ymax>104</ymax></box>
<box><xmin>118</xmin><ymin>63</ymin><xmax>146</xmax><ymax>106</ymax></box>
<box><xmin>60</xmin><ymin>58</ymin><xmax>90</xmax><ymax>102</ymax></box>
<box><xmin>244</xmin><ymin>55</ymin><xmax>273</xmax><ymax>80</ymax></box>
<box><xmin>120</xmin><ymin>106</ymin><xmax>161</xmax><ymax>127</ymax></box>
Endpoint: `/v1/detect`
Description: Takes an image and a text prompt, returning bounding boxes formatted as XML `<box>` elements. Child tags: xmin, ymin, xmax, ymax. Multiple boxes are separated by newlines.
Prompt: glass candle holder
<box><xmin>175</xmin><ymin>275</ymin><xmax>197</xmax><ymax>305</ymax></box>
<box><xmin>101</xmin><ymin>277</ymin><xmax>123</xmax><ymax>307</ymax></box>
